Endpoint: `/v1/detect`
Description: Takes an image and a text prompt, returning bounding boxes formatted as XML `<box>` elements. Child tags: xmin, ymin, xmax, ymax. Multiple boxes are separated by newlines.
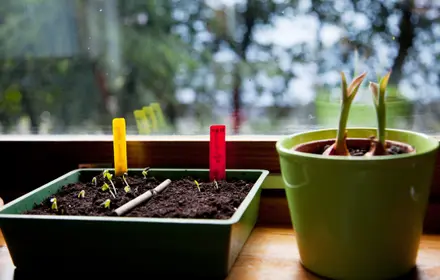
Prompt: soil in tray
<box><xmin>24</xmin><ymin>173</ymin><xmax>254</xmax><ymax>219</ymax></box>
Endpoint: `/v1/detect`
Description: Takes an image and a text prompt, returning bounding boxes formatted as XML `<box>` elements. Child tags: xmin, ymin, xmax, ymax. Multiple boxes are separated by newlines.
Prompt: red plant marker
<box><xmin>210</xmin><ymin>125</ymin><xmax>226</xmax><ymax>181</ymax></box>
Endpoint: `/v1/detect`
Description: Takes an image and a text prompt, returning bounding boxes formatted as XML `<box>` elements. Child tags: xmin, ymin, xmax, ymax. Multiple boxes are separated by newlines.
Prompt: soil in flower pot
<box><xmin>295</xmin><ymin>138</ymin><xmax>414</xmax><ymax>156</ymax></box>
<box><xmin>24</xmin><ymin>173</ymin><xmax>254</xmax><ymax>219</ymax></box>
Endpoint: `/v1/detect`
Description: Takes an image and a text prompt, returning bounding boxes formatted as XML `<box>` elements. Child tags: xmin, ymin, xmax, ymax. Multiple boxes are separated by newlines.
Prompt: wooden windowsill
<box><xmin>227</xmin><ymin>225</ymin><xmax>440</xmax><ymax>280</ymax></box>
<box><xmin>0</xmin><ymin>225</ymin><xmax>439</xmax><ymax>279</ymax></box>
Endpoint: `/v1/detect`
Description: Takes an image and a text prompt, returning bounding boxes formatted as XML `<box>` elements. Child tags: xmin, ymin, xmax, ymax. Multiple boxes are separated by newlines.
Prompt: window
<box><xmin>0</xmin><ymin>0</ymin><xmax>437</xmax><ymax>136</ymax></box>
<box><xmin>0</xmin><ymin>0</ymin><xmax>439</xmax><ymax>233</ymax></box>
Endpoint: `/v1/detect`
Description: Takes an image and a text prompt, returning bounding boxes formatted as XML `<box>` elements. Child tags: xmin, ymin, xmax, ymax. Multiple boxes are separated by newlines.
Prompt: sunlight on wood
<box><xmin>227</xmin><ymin>227</ymin><xmax>440</xmax><ymax>280</ymax></box>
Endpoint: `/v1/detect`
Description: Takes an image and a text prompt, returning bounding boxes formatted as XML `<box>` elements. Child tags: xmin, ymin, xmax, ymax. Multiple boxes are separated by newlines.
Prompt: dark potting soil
<box><xmin>319</xmin><ymin>144</ymin><xmax>407</xmax><ymax>156</ymax></box>
<box><xmin>24</xmin><ymin>173</ymin><xmax>254</xmax><ymax>219</ymax></box>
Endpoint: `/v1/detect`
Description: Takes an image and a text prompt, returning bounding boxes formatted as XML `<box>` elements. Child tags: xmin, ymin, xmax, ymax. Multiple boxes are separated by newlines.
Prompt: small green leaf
<box><xmin>123</xmin><ymin>173</ymin><xmax>130</xmax><ymax>190</ymax></box>
<box><xmin>78</xmin><ymin>190</ymin><xmax>85</xmax><ymax>198</ymax></box>
<box><xmin>104</xmin><ymin>172</ymin><xmax>113</xmax><ymax>181</ymax></box>
<box><xmin>124</xmin><ymin>186</ymin><xmax>131</xmax><ymax>193</ymax></box>
<box><xmin>101</xmin><ymin>199</ymin><xmax>111</xmax><ymax>209</ymax></box>
<box><xmin>194</xmin><ymin>180</ymin><xmax>201</xmax><ymax>192</ymax></box>
<box><xmin>101</xmin><ymin>183</ymin><xmax>109</xmax><ymax>191</ymax></box>
<box><xmin>142</xmin><ymin>167</ymin><xmax>150</xmax><ymax>178</ymax></box>
<box><xmin>369</xmin><ymin>82</ymin><xmax>379</xmax><ymax>105</ymax></box>
<box><xmin>379</xmin><ymin>70</ymin><xmax>391</xmax><ymax>97</ymax></box>
<box><xmin>50</xmin><ymin>198</ymin><xmax>58</xmax><ymax>211</ymax></box>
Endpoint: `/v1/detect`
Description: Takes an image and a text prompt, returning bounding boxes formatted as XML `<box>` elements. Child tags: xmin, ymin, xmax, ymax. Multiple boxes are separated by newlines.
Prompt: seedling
<box><xmin>124</xmin><ymin>186</ymin><xmax>131</xmax><ymax>193</ymax></box>
<box><xmin>366</xmin><ymin>71</ymin><xmax>391</xmax><ymax>156</ymax></box>
<box><xmin>142</xmin><ymin>167</ymin><xmax>150</xmax><ymax>178</ymax></box>
<box><xmin>123</xmin><ymin>173</ymin><xmax>130</xmax><ymax>187</ymax></box>
<box><xmin>194</xmin><ymin>180</ymin><xmax>201</xmax><ymax>192</ymax></box>
<box><xmin>50</xmin><ymin>197</ymin><xmax>58</xmax><ymax>211</ymax></box>
<box><xmin>101</xmin><ymin>183</ymin><xmax>116</xmax><ymax>198</ymax></box>
<box><xmin>103</xmin><ymin>169</ymin><xmax>117</xmax><ymax>196</ymax></box>
<box><xmin>213</xmin><ymin>179</ymin><xmax>219</xmax><ymax>189</ymax></box>
<box><xmin>323</xmin><ymin>71</ymin><xmax>367</xmax><ymax>156</ymax></box>
<box><xmin>78</xmin><ymin>190</ymin><xmax>85</xmax><ymax>198</ymax></box>
<box><xmin>101</xmin><ymin>199</ymin><xmax>111</xmax><ymax>209</ymax></box>
<box><xmin>92</xmin><ymin>177</ymin><xmax>97</xmax><ymax>186</ymax></box>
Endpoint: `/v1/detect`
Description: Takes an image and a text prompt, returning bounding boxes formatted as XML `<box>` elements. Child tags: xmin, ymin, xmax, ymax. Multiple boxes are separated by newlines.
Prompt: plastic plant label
<box><xmin>143</xmin><ymin>106</ymin><xmax>157</xmax><ymax>131</ymax></box>
<box><xmin>133</xmin><ymin>109</ymin><xmax>150</xmax><ymax>135</ymax></box>
<box><xmin>210</xmin><ymin>125</ymin><xmax>226</xmax><ymax>181</ymax></box>
<box><xmin>112</xmin><ymin>118</ymin><xmax>128</xmax><ymax>176</ymax></box>
<box><xmin>150</xmin><ymin>102</ymin><xmax>167</xmax><ymax>128</ymax></box>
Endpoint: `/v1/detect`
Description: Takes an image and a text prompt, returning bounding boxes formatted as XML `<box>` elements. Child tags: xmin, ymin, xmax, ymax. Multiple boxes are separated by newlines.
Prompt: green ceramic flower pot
<box><xmin>0</xmin><ymin>168</ymin><xmax>269</xmax><ymax>278</ymax></box>
<box><xmin>276</xmin><ymin>128</ymin><xmax>439</xmax><ymax>279</ymax></box>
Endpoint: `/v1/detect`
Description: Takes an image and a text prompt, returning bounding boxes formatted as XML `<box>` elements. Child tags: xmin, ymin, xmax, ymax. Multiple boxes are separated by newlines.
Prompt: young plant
<box><xmin>102</xmin><ymin>183</ymin><xmax>116</xmax><ymax>198</ymax></box>
<box><xmin>122</xmin><ymin>172</ymin><xmax>130</xmax><ymax>193</ymax></box>
<box><xmin>365</xmin><ymin>71</ymin><xmax>391</xmax><ymax>156</ymax></box>
<box><xmin>92</xmin><ymin>177</ymin><xmax>97</xmax><ymax>186</ymax></box>
<box><xmin>101</xmin><ymin>199</ymin><xmax>111</xmax><ymax>209</ymax></box>
<box><xmin>194</xmin><ymin>180</ymin><xmax>201</xmax><ymax>192</ymax></box>
<box><xmin>50</xmin><ymin>197</ymin><xmax>58</xmax><ymax>211</ymax></box>
<box><xmin>323</xmin><ymin>71</ymin><xmax>368</xmax><ymax>156</ymax></box>
<box><xmin>142</xmin><ymin>167</ymin><xmax>150</xmax><ymax>179</ymax></box>
<box><xmin>213</xmin><ymin>179</ymin><xmax>219</xmax><ymax>189</ymax></box>
<box><xmin>103</xmin><ymin>169</ymin><xmax>117</xmax><ymax>196</ymax></box>
<box><xmin>78</xmin><ymin>190</ymin><xmax>85</xmax><ymax>198</ymax></box>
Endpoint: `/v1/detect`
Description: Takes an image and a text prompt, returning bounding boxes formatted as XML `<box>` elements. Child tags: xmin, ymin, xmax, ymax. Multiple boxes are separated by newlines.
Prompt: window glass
<box><xmin>0</xmin><ymin>0</ymin><xmax>437</xmax><ymax>135</ymax></box>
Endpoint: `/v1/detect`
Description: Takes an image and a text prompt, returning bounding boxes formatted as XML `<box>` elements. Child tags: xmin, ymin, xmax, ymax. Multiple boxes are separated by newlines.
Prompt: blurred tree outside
<box><xmin>0</xmin><ymin>0</ymin><xmax>438</xmax><ymax>134</ymax></box>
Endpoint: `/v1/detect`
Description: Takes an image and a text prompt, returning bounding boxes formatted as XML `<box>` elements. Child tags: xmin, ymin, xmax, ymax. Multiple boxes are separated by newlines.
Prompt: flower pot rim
<box><xmin>276</xmin><ymin>127</ymin><xmax>439</xmax><ymax>161</ymax></box>
<box><xmin>0</xmin><ymin>168</ymin><xmax>269</xmax><ymax>225</ymax></box>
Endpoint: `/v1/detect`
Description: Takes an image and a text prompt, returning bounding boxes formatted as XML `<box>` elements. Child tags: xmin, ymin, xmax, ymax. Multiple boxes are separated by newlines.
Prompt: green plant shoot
<box><xmin>123</xmin><ymin>173</ymin><xmax>130</xmax><ymax>187</ymax></box>
<box><xmin>124</xmin><ymin>186</ymin><xmax>131</xmax><ymax>193</ymax></box>
<box><xmin>194</xmin><ymin>180</ymin><xmax>201</xmax><ymax>192</ymax></box>
<box><xmin>369</xmin><ymin>70</ymin><xmax>391</xmax><ymax>154</ymax></box>
<box><xmin>213</xmin><ymin>179</ymin><xmax>219</xmax><ymax>189</ymax></box>
<box><xmin>92</xmin><ymin>177</ymin><xmax>97</xmax><ymax>186</ymax></box>
<box><xmin>50</xmin><ymin>198</ymin><xmax>58</xmax><ymax>211</ymax></box>
<box><xmin>142</xmin><ymin>167</ymin><xmax>150</xmax><ymax>178</ymax></box>
<box><xmin>101</xmin><ymin>183</ymin><xmax>116</xmax><ymax>198</ymax></box>
<box><xmin>103</xmin><ymin>169</ymin><xmax>117</xmax><ymax>196</ymax></box>
<box><xmin>78</xmin><ymin>190</ymin><xmax>85</xmax><ymax>198</ymax></box>
<box><xmin>323</xmin><ymin>71</ymin><xmax>367</xmax><ymax>156</ymax></box>
<box><xmin>101</xmin><ymin>199</ymin><xmax>111</xmax><ymax>209</ymax></box>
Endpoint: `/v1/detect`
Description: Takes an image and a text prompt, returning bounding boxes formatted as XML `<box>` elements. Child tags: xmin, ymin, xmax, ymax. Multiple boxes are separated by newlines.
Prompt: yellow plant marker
<box><xmin>112</xmin><ymin>118</ymin><xmax>128</xmax><ymax>176</ymax></box>
<box><xmin>150</xmin><ymin>102</ymin><xmax>167</xmax><ymax>128</ymax></box>
<box><xmin>133</xmin><ymin>109</ymin><xmax>150</xmax><ymax>135</ymax></box>
<box><xmin>143</xmin><ymin>106</ymin><xmax>157</xmax><ymax>131</ymax></box>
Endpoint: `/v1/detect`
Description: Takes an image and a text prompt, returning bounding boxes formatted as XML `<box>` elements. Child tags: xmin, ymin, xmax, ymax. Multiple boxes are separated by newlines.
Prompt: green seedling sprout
<box><xmin>142</xmin><ymin>167</ymin><xmax>150</xmax><ymax>178</ymax></box>
<box><xmin>101</xmin><ymin>199</ymin><xmax>111</xmax><ymax>209</ymax></box>
<box><xmin>366</xmin><ymin>70</ymin><xmax>392</xmax><ymax>156</ymax></box>
<box><xmin>323</xmin><ymin>71</ymin><xmax>368</xmax><ymax>156</ymax></box>
<box><xmin>78</xmin><ymin>190</ymin><xmax>85</xmax><ymax>199</ymax></box>
<box><xmin>194</xmin><ymin>180</ymin><xmax>201</xmax><ymax>192</ymax></box>
<box><xmin>122</xmin><ymin>172</ymin><xmax>131</xmax><ymax>192</ymax></box>
<box><xmin>103</xmin><ymin>169</ymin><xmax>117</xmax><ymax>196</ymax></box>
<box><xmin>213</xmin><ymin>179</ymin><xmax>219</xmax><ymax>189</ymax></box>
<box><xmin>50</xmin><ymin>197</ymin><xmax>58</xmax><ymax>211</ymax></box>
<box><xmin>101</xmin><ymin>183</ymin><xmax>116</xmax><ymax>198</ymax></box>
<box><xmin>92</xmin><ymin>176</ymin><xmax>97</xmax><ymax>186</ymax></box>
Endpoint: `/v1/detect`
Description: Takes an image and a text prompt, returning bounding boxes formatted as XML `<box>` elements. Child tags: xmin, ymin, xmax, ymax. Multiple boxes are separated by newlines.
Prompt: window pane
<box><xmin>0</xmin><ymin>0</ymin><xmax>437</xmax><ymax>135</ymax></box>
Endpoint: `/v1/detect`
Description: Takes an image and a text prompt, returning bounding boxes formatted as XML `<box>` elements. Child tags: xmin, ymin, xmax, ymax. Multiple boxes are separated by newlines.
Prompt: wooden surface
<box><xmin>1</xmin><ymin>225</ymin><xmax>439</xmax><ymax>279</ymax></box>
<box><xmin>227</xmin><ymin>226</ymin><xmax>440</xmax><ymax>280</ymax></box>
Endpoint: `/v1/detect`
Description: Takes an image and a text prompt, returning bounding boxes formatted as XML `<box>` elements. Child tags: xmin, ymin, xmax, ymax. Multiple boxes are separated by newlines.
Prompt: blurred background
<box><xmin>0</xmin><ymin>0</ymin><xmax>438</xmax><ymax>135</ymax></box>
